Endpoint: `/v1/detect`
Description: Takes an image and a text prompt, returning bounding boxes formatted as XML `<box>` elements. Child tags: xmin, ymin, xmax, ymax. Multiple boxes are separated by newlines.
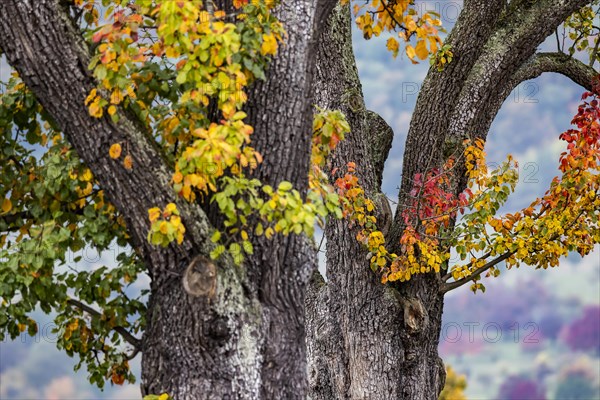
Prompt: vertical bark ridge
<box><xmin>241</xmin><ymin>1</ymin><xmax>324</xmax><ymax>397</ymax></box>
<box><xmin>308</xmin><ymin>4</ymin><xmax>443</xmax><ymax>399</ymax></box>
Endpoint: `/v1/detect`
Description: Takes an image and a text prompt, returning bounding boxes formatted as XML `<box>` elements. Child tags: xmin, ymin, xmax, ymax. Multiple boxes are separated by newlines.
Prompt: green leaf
<box><xmin>242</xmin><ymin>240</ymin><xmax>253</xmax><ymax>255</ymax></box>
<box><xmin>211</xmin><ymin>230</ymin><xmax>222</xmax><ymax>243</ymax></box>
<box><xmin>278</xmin><ymin>181</ymin><xmax>293</xmax><ymax>192</ymax></box>
<box><xmin>209</xmin><ymin>245</ymin><xmax>225</xmax><ymax>260</ymax></box>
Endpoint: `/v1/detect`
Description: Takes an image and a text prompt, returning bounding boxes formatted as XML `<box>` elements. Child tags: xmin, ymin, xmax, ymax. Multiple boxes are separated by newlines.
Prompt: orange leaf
<box><xmin>1</xmin><ymin>198</ymin><xmax>12</xmax><ymax>213</ymax></box>
<box><xmin>123</xmin><ymin>155</ymin><xmax>133</xmax><ymax>170</ymax></box>
<box><xmin>109</xmin><ymin>143</ymin><xmax>122</xmax><ymax>159</ymax></box>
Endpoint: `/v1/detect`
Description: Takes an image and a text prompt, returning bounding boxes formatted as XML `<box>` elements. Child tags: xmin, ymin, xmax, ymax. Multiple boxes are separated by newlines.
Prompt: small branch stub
<box><xmin>182</xmin><ymin>255</ymin><xmax>217</xmax><ymax>298</ymax></box>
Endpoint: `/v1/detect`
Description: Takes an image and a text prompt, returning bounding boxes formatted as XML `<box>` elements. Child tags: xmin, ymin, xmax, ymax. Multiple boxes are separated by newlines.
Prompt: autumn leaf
<box><xmin>88</xmin><ymin>101</ymin><xmax>103</xmax><ymax>118</ymax></box>
<box><xmin>1</xmin><ymin>198</ymin><xmax>12</xmax><ymax>213</ymax></box>
<box><xmin>415</xmin><ymin>40</ymin><xmax>429</xmax><ymax>60</ymax></box>
<box><xmin>109</xmin><ymin>143</ymin><xmax>122</xmax><ymax>159</ymax></box>
<box><xmin>261</xmin><ymin>33</ymin><xmax>278</xmax><ymax>56</ymax></box>
<box><xmin>148</xmin><ymin>207</ymin><xmax>161</xmax><ymax>222</ymax></box>
<box><xmin>123</xmin><ymin>154</ymin><xmax>133</xmax><ymax>170</ymax></box>
<box><xmin>386</xmin><ymin>37</ymin><xmax>400</xmax><ymax>58</ymax></box>
<box><xmin>406</xmin><ymin>45</ymin><xmax>417</xmax><ymax>61</ymax></box>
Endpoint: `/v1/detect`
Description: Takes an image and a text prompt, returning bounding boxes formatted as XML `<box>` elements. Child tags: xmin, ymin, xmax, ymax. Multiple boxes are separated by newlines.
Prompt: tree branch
<box><xmin>0</xmin><ymin>0</ymin><xmax>214</xmax><ymax>271</ymax></box>
<box><xmin>513</xmin><ymin>52</ymin><xmax>598</xmax><ymax>92</ymax></box>
<box><xmin>447</xmin><ymin>0</ymin><xmax>593</xmax><ymax>146</ymax></box>
<box><xmin>441</xmin><ymin>251</ymin><xmax>491</xmax><ymax>283</ymax></box>
<box><xmin>446</xmin><ymin>50</ymin><xmax>599</xmax><ymax>174</ymax></box>
<box><xmin>66</xmin><ymin>298</ymin><xmax>142</xmax><ymax>349</ymax></box>
<box><xmin>441</xmin><ymin>204</ymin><xmax>591</xmax><ymax>295</ymax></box>
<box><xmin>440</xmin><ymin>251</ymin><xmax>516</xmax><ymax>294</ymax></box>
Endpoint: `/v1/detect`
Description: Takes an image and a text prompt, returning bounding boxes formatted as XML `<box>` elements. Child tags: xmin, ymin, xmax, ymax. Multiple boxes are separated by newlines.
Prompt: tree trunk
<box><xmin>307</xmin><ymin>5</ymin><xmax>445</xmax><ymax>399</ymax></box>
<box><xmin>0</xmin><ymin>0</ymin><xmax>331</xmax><ymax>398</ymax></box>
<box><xmin>308</xmin><ymin>2</ymin><xmax>594</xmax><ymax>399</ymax></box>
<box><xmin>1</xmin><ymin>0</ymin><xmax>594</xmax><ymax>399</ymax></box>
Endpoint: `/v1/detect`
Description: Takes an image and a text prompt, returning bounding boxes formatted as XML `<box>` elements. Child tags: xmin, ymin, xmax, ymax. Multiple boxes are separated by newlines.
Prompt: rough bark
<box><xmin>241</xmin><ymin>1</ymin><xmax>324</xmax><ymax>397</ymax></box>
<box><xmin>308</xmin><ymin>2</ymin><xmax>596</xmax><ymax>400</ymax></box>
<box><xmin>0</xmin><ymin>0</ymin><xmax>330</xmax><ymax>398</ymax></box>
<box><xmin>1</xmin><ymin>0</ymin><xmax>596</xmax><ymax>399</ymax></box>
<box><xmin>0</xmin><ymin>1</ymin><xmax>256</xmax><ymax>398</ymax></box>
<box><xmin>307</xmin><ymin>5</ymin><xmax>444</xmax><ymax>400</ymax></box>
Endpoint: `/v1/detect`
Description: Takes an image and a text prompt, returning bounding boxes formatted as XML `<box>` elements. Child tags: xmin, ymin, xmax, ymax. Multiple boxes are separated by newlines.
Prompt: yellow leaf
<box><xmin>110</xmin><ymin>89</ymin><xmax>123</xmax><ymax>105</ymax></box>
<box><xmin>109</xmin><ymin>143</ymin><xmax>122</xmax><ymax>159</ymax></box>
<box><xmin>265</xmin><ymin>227</ymin><xmax>274</xmax><ymax>239</ymax></box>
<box><xmin>165</xmin><ymin>203</ymin><xmax>178</xmax><ymax>215</ymax></box>
<box><xmin>415</xmin><ymin>40</ymin><xmax>429</xmax><ymax>60</ymax></box>
<box><xmin>406</xmin><ymin>45</ymin><xmax>416</xmax><ymax>60</ymax></box>
<box><xmin>80</xmin><ymin>169</ymin><xmax>93</xmax><ymax>182</ymax></box>
<box><xmin>108</xmin><ymin>105</ymin><xmax>117</xmax><ymax>116</ymax></box>
<box><xmin>1</xmin><ymin>198</ymin><xmax>12</xmax><ymax>213</ymax></box>
<box><xmin>148</xmin><ymin>207</ymin><xmax>161</xmax><ymax>222</ymax></box>
<box><xmin>159</xmin><ymin>221</ymin><xmax>169</xmax><ymax>234</ymax></box>
<box><xmin>85</xmin><ymin>89</ymin><xmax>97</xmax><ymax>106</ymax></box>
<box><xmin>88</xmin><ymin>102</ymin><xmax>103</xmax><ymax>118</ymax></box>
<box><xmin>428</xmin><ymin>36</ymin><xmax>439</xmax><ymax>54</ymax></box>
<box><xmin>386</xmin><ymin>37</ymin><xmax>400</xmax><ymax>58</ymax></box>
<box><xmin>170</xmin><ymin>215</ymin><xmax>181</xmax><ymax>228</ymax></box>
<box><xmin>261</xmin><ymin>33</ymin><xmax>278</xmax><ymax>56</ymax></box>
<box><xmin>173</xmin><ymin>171</ymin><xmax>183</xmax><ymax>184</ymax></box>
<box><xmin>181</xmin><ymin>184</ymin><xmax>192</xmax><ymax>201</ymax></box>
<box><xmin>176</xmin><ymin>229</ymin><xmax>185</xmax><ymax>244</ymax></box>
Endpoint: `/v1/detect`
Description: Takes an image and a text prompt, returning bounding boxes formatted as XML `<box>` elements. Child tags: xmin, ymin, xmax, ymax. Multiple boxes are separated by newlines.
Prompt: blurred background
<box><xmin>1</xmin><ymin>1</ymin><xmax>599</xmax><ymax>399</ymax></box>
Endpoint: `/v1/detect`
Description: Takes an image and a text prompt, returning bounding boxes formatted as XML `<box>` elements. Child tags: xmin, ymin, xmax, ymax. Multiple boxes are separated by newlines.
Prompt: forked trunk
<box><xmin>0</xmin><ymin>0</ymin><xmax>328</xmax><ymax>398</ymax></box>
<box><xmin>1</xmin><ymin>0</ymin><xmax>592</xmax><ymax>398</ymax></box>
<box><xmin>307</xmin><ymin>5</ymin><xmax>446</xmax><ymax>400</ymax></box>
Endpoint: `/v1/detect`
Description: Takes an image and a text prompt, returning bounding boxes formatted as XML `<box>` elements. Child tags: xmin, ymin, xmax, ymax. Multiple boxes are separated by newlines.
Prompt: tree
<box><xmin>438</xmin><ymin>366</ymin><xmax>467</xmax><ymax>400</ymax></box>
<box><xmin>497</xmin><ymin>375</ymin><xmax>546</xmax><ymax>400</ymax></box>
<box><xmin>0</xmin><ymin>1</ymin><xmax>598</xmax><ymax>400</ymax></box>
<box><xmin>562</xmin><ymin>305</ymin><xmax>600</xmax><ymax>354</ymax></box>
<box><xmin>554</xmin><ymin>369</ymin><xmax>600</xmax><ymax>400</ymax></box>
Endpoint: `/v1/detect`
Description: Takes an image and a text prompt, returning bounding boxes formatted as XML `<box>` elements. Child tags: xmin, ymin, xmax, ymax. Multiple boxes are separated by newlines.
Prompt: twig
<box><xmin>440</xmin><ymin>251</ymin><xmax>515</xmax><ymax>293</ymax></box>
<box><xmin>66</xmin><ymin>298</ymin><xmax>141</xmax><ymax>349</ymax></box>
<box><xmin>441</xmin><ymin>251</ymin><xmax>491</xmax><ymax>282</ymax></box>
<box><xmin>317</xmin><ymin>231</ymin><xmax>326</xmax><ymax>253</ymax></box>
<box><xmin>441</xmin><ymin>204</ymin><xmax>590</xmax><ymax>293</ymax></box>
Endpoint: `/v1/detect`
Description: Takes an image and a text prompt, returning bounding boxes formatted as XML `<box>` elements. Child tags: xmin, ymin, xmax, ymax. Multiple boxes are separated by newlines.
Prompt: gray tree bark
<box><xmin>307</xmin><ymin>1</ymin><xmax>597</xmax><ymax>400</ymax></box>
<box><xmin>0</xmin><ymin>0</ymin><xmax>596</xmax><ymax>399</ymax></box>
<box><xmin>0</xmin><ymin>0</ymin><xmax>332</xmax><ymax>398</ymax></box>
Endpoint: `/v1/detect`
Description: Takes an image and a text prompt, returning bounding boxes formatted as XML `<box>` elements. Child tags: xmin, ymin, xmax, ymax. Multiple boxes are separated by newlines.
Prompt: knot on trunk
<box><xmin>402</xmin><ymin>297</ymin><xmax>428</xmax><ymax>334</ymax></box>
<box><xmin>182</xmin><ymin>255</ymin><xmax>217</xmax><ymax>298</ymax></box>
